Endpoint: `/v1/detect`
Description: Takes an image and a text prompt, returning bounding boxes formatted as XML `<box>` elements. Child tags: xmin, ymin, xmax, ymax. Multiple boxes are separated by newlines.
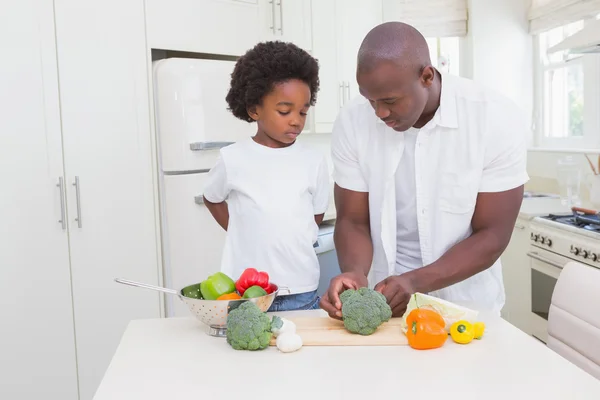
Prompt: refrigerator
<box><xmin>152</xmin><ymin>57</ymin><xmax>255</xmax><ymax>317</ymax></box>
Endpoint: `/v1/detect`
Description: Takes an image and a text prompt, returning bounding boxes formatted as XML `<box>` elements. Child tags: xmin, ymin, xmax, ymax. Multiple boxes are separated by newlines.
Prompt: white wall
<box><xmin>466</xmin><ymin>0</ymin><xmax>534</xmax><ymax>138</ymax></box>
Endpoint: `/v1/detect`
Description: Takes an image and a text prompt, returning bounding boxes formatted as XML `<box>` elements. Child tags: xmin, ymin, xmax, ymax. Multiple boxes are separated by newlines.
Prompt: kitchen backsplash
<box><xmin>526</xmin><ymin>150</ymin><xmax>599</xmax><ymax>208</ymax></box>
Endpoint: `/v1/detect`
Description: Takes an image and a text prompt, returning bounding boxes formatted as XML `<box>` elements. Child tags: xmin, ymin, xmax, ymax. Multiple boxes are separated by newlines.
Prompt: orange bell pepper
<box><xmin>217</xmin><ymin>292</ymin><xmax>241</xmax><ymax>300</ymax></box>
<box><xmin>405</xmin><ymin>308</ymin><xmax>448</xmax><ymax>350</ymax></box>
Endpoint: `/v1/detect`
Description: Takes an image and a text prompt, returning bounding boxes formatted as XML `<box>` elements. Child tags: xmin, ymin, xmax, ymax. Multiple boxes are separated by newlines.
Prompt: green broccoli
<box><xmin>340</xmin><ymin>287</ymin><xmax>392</xmax><ymax>336</ymax></box>
<box><xmin>226</xmin><ymin>301</ymin><xmax>273</xmax><ymax>350</ymax></box>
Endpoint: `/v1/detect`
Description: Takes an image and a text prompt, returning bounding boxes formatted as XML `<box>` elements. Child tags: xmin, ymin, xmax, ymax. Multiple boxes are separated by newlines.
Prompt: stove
<box><xmin>527</xmin><ymin>212</ymin><xmax>600</xmax><ymax>343</ymax></box>
<box><xmin>540</xmin><ymin>213</ymin><xmax>600</xmax><ymax>234</ymax></box>
<box><xmin>529</xmin><ymin>212</ymin><xmax>600</xmax><ymax>267</ymax></box>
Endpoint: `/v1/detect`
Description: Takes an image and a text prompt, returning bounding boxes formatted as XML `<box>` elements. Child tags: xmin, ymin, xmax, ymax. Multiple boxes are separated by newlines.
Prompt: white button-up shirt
<box><xmin>331</xmin><ymin>73</ymin><xmax>529</xmax><ymax>313</ymax></box>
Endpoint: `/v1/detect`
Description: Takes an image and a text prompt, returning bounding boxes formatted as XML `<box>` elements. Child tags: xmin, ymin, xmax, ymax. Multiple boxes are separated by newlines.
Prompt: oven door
<box><xmin>526</xmin><ymin>249</ymin><xmax>566</xmax><ymax>343</ymax></box>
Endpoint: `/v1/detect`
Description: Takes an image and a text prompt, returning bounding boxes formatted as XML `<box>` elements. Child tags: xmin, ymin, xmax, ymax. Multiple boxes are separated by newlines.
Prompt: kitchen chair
<box><xmin>547</xmin><ymin>261</ymin><xmax>600</xmax><ymax>380</ymax></box>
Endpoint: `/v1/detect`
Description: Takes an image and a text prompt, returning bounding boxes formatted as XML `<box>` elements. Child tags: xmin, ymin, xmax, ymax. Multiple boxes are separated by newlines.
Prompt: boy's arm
<box><xmin>202</xmin><ymin>155</ymin><xmax>230</xmax><ymax>231</ymax></box>
<box><xmin>203</xmin><ymin>198</ymin><xmax>229</xmax><ymax>230</ymax></box>
<box><xmin>313</xmin><ymin>155</ymin><xmax>331</xmax><ymax>226</ymax></box>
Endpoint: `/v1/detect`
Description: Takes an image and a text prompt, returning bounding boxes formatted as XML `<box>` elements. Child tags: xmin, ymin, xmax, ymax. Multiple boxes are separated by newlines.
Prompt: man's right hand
<box><xmin>319</xmin><ymin>272</ymin><xmax>369</xmax><ymax>319</ymax></box>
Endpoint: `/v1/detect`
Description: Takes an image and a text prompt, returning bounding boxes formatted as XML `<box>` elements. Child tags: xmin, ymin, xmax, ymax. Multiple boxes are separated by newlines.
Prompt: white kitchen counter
<box><xmin>93</xmin><ymin>309</ymin><xmax>600</xmax><ymax>400</ymax></box>
<box><xmin>519</xmin><ymin>197</ymin><xmax>571</xmax><ymax>220</ymax></box>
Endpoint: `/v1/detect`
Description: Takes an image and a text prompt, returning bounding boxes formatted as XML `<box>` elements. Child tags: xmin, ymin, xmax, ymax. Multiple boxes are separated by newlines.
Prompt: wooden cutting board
<box><xmin>269</xmin><ymin>316</ymin><xmax>408</xmax><ymax>346</ymax></box>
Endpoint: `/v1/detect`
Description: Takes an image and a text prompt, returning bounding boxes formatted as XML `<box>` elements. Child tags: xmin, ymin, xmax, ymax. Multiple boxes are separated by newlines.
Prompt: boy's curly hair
<box><xmin>226</xmin><ymin>41</ymin><xmax>320</xmax><ymax>122</ymax></box>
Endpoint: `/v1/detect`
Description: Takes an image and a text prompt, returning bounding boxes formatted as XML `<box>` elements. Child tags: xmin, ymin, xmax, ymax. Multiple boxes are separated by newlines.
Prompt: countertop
<box><xmin>519</xmin><ymin>196</ymin><xmax>571</xmax><ymax>220</ymax></box>
<box><xmin>93</xmin><ymin>309</ymin><xmax>600</xmax><ymax>400</ymax></box>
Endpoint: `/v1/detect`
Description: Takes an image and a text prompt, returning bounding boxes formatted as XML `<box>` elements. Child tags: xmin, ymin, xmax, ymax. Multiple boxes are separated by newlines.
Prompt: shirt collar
<box><xmin>433</xmin><ymin>71</ymin><xmax>459</xmax><ymax>129</ymax></box>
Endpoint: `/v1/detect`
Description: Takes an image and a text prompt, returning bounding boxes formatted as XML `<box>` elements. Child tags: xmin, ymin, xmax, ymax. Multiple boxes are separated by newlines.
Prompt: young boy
<box><xmin>202</xmin><ymin>41</ymin><xmax>330</xmax><ymax>311</ymax></box>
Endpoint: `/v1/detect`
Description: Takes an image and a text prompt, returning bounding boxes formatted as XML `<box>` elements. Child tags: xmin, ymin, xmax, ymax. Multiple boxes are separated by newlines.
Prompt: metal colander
<box><xmin>115</xmin><ymin>278</ymin><xmax>286</xmax><ymax>336</ymax></box>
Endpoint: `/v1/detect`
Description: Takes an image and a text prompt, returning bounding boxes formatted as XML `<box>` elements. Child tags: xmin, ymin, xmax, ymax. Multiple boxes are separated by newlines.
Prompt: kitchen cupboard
<box><xmin>500</xmin><ymin>216</ymin><xmax>532</xmax><ymax>334</ymax></box>
<box><xmin>146</xmin><ymin>0</ymin><xmax>312</xmax><ymax>56</ymax></box>
<box><xmin>145</xmin><ymin>0</ymin><xmax>262</xmax><ymax>56</ymax></box>
<box><xmin>2</xmin><ymin>0</ymin><xmax>162</xmax><ymax>399</ymax></box>
<box><xmin>54</xmin><ymin>0</ymin><xmax>162</xmax><ymax>398</ymax></box>
<box><xmin>258</xmin><ymin>0</ymin><xmax>313</xmax><ymax>52</ymax></box>
<box><xmin>310</xmin><ymin>0</ymin><xmax>383</xmax><ymax>133</ymax></box>
<box><xmin>1</xmin><ymin>1</ymin><xmax>79</xmax><ymax>399</ymax></box>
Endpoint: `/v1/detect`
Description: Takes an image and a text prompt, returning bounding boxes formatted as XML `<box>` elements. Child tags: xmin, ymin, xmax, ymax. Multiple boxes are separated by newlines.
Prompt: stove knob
<box><xmin>590</xmin><ymin>253</ymin><xmax>598</xmax><ymax>262</ymax></box>
<box><xmin>546</xmin><ymin>238</ymin><xmax>553</xmax><ymax>247</ymax></box>
<box><xmin>571</xmin><ymin>246</ymin><xmax>581</xmax><ymax>255</ymax></box>
<box><xmin>581</xmin><ymin>250</ymin><xmax>589</xmax><ymax>259</ymax></box>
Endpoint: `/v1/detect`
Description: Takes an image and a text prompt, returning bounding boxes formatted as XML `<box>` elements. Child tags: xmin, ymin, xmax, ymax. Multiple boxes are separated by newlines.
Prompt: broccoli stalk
<box><xmin>340</xmin><ymin>287</ymin><xmax>392</xmax><ymax>335</ymax></box>
<box><xmin>226</xmin><ymin>301</ymin><xmax>273</xmax><ymax>350</ymax></box>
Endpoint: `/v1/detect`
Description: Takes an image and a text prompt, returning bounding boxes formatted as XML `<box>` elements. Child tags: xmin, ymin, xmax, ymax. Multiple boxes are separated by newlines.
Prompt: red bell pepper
<box><xmin>235</xmin><ymin>268</ymin><xmax>270</xmax><ymax>296</ymax></box>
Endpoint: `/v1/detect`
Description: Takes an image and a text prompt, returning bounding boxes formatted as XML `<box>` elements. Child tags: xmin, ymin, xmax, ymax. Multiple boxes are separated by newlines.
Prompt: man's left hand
<box><xmin>374</xmin><ymin>275</ymin><xmax>415</xmax><ymax>317</ymax></box>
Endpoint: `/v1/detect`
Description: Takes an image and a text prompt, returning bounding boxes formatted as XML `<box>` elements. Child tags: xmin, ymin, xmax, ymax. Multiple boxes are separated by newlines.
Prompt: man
<box><xmin>320</xmin><ymin>21</ymin><xmax>529</xmax><ymax>319</ymax></box>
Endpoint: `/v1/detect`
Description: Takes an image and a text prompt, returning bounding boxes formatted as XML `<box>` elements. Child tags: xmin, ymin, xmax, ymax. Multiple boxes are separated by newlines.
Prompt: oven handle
<box><xmin>526</xmin><ymin>251</ymin><xmax>564</xmax><ymax>269</ymax></box>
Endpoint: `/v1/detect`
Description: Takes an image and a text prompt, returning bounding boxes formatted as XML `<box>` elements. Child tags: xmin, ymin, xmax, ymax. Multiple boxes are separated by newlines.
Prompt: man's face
<box><xmin>357</xmin><ymin>61</ymin><xmax>432</xmax><ymax>132</ymax></box>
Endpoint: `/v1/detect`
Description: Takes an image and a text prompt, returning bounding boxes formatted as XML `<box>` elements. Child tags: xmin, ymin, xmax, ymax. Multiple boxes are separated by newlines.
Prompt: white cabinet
<box><xmin>2</xmin><ymin>1</ymin><xmax>162</xmax><ymax>399</ymax></box>
<box><xmin>500</xmin><ymin>216</ymin><xmax>532</xmax><ymax>334</ymax></box>
<box><xmin>258</xmin><ymin>0</ymin><xmax>313</xmax><ymax>51</ymax></box>
<box><xmin>145</xmin><ymin>0</ymin><xmax>262</xmax><ymax>56</ymax></box>
<box><xmin>310</xmin><ymin>0</ymin><xmax>382</xmax><ymax>133</ymax></box>
<box><xmin>0</xmin><ymin>2</ymin><xmax>78</xmax><ymax>399</ymax></box>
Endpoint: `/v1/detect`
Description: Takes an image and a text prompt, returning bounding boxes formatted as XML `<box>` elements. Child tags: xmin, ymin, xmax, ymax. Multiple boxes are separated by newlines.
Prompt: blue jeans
<box><xmin>268</xmin><ymin>290</ymin><xmax>321</xmax><ymax>312</ymax></box>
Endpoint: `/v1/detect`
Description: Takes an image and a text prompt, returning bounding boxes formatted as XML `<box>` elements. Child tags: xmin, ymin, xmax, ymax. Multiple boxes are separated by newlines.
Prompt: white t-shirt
<box><xmin>395</xmin><ymin>127</ymin><xmax>423</xmax><ymax>274</ymax></box>
<box><xmin>203</xmin><ymin>137</ymin><xmax>330</xmax><ymax>294</ymax></box>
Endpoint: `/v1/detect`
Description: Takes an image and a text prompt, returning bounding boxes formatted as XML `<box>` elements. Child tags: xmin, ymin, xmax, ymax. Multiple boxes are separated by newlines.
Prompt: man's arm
<box><xmin>403</xmin><ymin>185</ymin><xmax>524</xmax><ymax>294</ymax></box>
<box><xmin>334</xmin><ymin>184</ymin><xmax>373</xmax><ymax>278</ymax></box>
<box><xmin>203</xmin><ymin>197</ymin><xmax>229</xmax><ymax>231</ymax></box>
<box><xmin>376</xmin><ymin>185</ymin><xmax>524</xmax><ymax>316</ymax></box>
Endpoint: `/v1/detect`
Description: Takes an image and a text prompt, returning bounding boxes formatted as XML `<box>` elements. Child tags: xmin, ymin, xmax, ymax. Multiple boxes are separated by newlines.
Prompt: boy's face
<box><xmin>248</xmin><ymin>79</ymin><xmax>311</xmax><ymax>148</ymax></box>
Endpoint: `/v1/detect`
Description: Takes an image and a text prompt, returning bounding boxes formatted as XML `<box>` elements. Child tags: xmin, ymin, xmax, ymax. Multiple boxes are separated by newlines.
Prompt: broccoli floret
<box><xmin>226</xmin><ymin>301</ymin><xmax>273</xmax><ymax>350</ymax></box>
<box><xmin>340</xmin><ymin>287</ymin><xmax>392</xmax><ymax>336</ymax></box>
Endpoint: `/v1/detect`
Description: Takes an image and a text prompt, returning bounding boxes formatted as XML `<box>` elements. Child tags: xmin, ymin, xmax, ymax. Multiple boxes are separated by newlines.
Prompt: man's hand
<box><xmin>319</xmin><ymin>272</ymin><xmax>368</xmax><ymax>319</ymax></box>
<box><xmin>374</xmin><ymin>274</ymin><xmax>415</xmax><ymax>317</ymax></box>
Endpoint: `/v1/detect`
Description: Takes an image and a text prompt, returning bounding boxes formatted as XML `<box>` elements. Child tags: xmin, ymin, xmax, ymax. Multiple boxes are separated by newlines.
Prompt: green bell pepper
<box><xmin>181</xmin><ymin>283</ymin><xmax>202</xmax><ymax>299</ymax></box>
<box><xmin>242</xmin><ymin>285</ymin><xmax>268</xmax><ymax>299</ymax></box>
<box><xmin>200</xmin><ymin>272</ymin><xmax>236</xmax><ymax>300</ymax></box>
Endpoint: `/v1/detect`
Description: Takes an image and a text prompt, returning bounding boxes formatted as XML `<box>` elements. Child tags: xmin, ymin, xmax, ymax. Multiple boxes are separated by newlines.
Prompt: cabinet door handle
<box><xmin>269</xmin><ymin>0</ymin><xmax>276</xmax><ymax>34</ymax></box>
<box><xmin>57</xmin><ymin>177</ymin><xmax>66</xmax><ymax>230</ymax></box>
<box><xmin>73</xmin><ymin>176</ymin><xmax>82</xmax><ymax>228</ymax></box>
<box><xmin>277</xmin><ymin>0</ymin><xmax>283</xmax><ymax>33</ymax></box>
<box><xmin>339</xmin><ymin>82</ymin><xmax>344</xmax><ymax>108</ymax></box>
<box><xmin>345</xmin><ymin>81</ymin><xmax>350</xmax><ymax>101</ymax></box>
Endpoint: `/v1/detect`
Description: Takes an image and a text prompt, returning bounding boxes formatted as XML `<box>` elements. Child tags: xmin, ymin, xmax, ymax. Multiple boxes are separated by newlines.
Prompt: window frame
<box><xmin>532</xmin><ymin>18</ymin><xmax>600</xmax><ymax>151</ymax></box>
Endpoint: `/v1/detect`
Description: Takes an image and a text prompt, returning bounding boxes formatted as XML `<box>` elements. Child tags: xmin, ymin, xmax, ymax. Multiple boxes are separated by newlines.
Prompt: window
<box><xmin>534</xmin><ymin>18</ymin><xmax>600</xmax><ymax>149</ymax></box>
<box><xmin>426</xmin><ymin>37</ymin><xmax>461</xmax><ymax>76</ymax></box>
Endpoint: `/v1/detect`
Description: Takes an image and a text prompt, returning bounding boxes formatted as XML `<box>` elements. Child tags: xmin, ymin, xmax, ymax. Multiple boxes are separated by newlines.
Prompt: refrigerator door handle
<box><xmin>189</xmin><ymin>141</ymin><xmax>234</xmax><ymax>151</ymax></box>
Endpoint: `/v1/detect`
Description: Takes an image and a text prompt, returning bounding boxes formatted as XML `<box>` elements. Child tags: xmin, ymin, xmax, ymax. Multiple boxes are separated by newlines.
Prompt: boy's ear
<box><xmin>247</xmin><ymin>106</ymin><xmax>259</xmax><ymax>121</ymax></box>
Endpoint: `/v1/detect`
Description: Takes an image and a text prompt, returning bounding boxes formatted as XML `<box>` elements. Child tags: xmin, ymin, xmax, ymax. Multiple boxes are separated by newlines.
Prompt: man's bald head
<box><xmin>357</xmin><ymin>22</ymin><xmax>431</xmax><ymax>75</ymax></box>
<box><xmin>354</xmin><ymin>22</ymin><xmax>440</xmax><ymax>133</ymax></box>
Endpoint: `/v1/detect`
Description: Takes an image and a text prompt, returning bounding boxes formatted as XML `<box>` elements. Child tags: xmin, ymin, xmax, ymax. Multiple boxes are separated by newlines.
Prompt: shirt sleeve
<box><xmin>331</xmin><ymin>105</ymin><xmax>369</xmax><ymax>192</ymax></box>
<box><xmin>313</xmin><ymin>155</ymin><xmax>331</xmax><ymax>215</ymax></box>
<box><xmin>479</xmin><ymin>98</ymin><xmax>530</xmax><ymax>193</ymax></box>
<box><xmin>202</xmin><ymin>154</ymin><xmax>230</xmax><ymax>203</ymax></box>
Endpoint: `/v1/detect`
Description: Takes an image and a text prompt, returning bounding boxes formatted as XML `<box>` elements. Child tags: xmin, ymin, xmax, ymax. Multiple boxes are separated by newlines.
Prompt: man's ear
<box><xmin>247</xmin><ymin>105</ymin><xmax>259</xmax><ymax>121</ymax></box>
<box><xmin>421</xmin><ymin>66</ymin><xmax>435</xmax><ymax>87</ymax></box>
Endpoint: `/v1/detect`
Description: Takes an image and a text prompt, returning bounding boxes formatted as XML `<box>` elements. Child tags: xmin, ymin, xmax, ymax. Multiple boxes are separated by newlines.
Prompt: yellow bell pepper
<box><xmin>474</xmin><ymin>321</ymin><xmax>485</xmax><ymax>340</ymax></box>
<box><xmin>450</xmin><ymin>320</ymin><xmax>475</xmax><ymax>344</ymax></box>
